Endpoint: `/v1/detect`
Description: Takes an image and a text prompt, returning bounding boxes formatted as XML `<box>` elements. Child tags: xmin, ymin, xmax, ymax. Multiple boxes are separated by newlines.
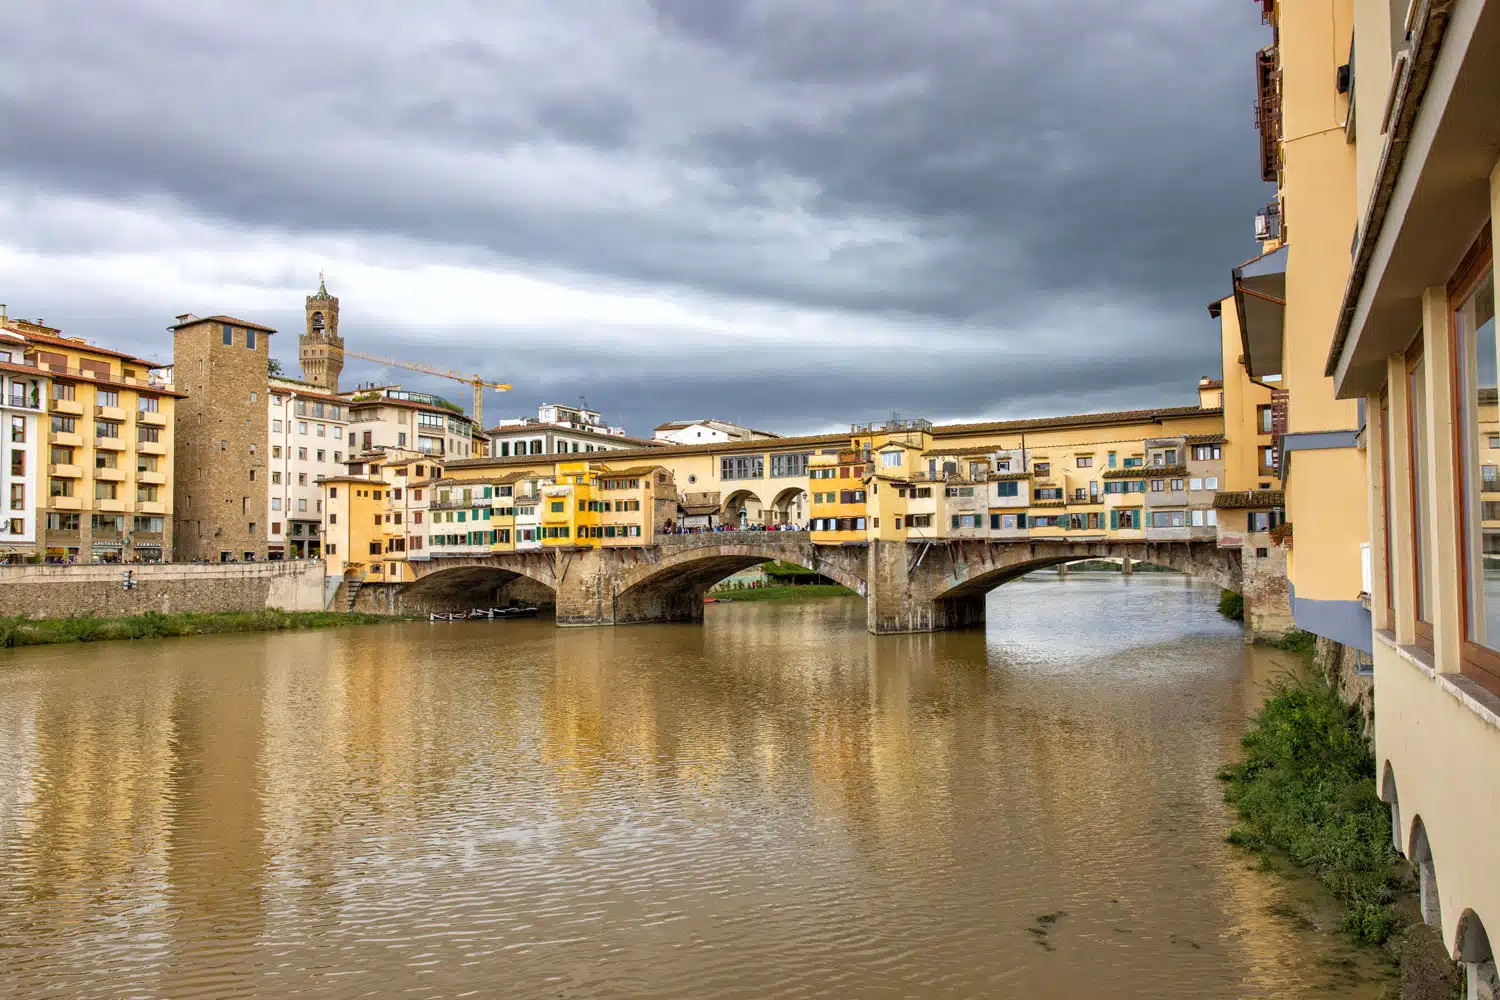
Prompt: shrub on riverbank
<box><xmin>712</xmin><ymin>584</ymin><xmax>856</xmax><ymax>602</ymax></box>
<box><xmin>1219</xmin><ymin>590</ymin><xmax>1245</xmax><ymax>621</ymax></box>
<box><xmin>1219</xmin><ymin>669</ymin><xmax>1399</xmax><ymax>944</ymax></box>
<box><xmin>0</xmin><ymin>610</ymin><xmax>397</xmax><ymax>648</ymax></box>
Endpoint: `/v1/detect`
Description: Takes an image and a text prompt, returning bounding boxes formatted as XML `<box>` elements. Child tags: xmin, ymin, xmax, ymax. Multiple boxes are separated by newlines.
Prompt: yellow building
<box><xmin>1318</xmin><ymin>0</ymin><xmax>1500</xmax><ymax>989</ymax></box>
<box><xmin>808</xmin><ymin>450</ymin><xmax>868</xmax><ymax>543</ymax></box>
<box><xmin>0</xmin><ymin>317</ymin><xmax>180</xmax><ymax>562</ymax></box>
<box><xmin>1232</xmin><ymin>0</ymin><xmax>1368</xmax><ymax>653</ymax></box>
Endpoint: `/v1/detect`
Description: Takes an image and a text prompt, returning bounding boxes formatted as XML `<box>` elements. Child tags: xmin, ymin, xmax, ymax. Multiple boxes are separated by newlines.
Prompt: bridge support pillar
<box><xmin>865</xmin><ymin>539</ymin><xmax>985</xmax><ymax>634</ymax></box>
<box><xmin>1240</xmin><ymin>543</ymin><xmax>1294</xmax><ymax>642</ymax></box>
<box><xmin>1121</xmin><ymin>556</ymin><xmax>1132</xmax><ymax>576</ymax></box>
<box><xmin>1056</xmin><ymin>563</ymin><xmax>1069</xmax><ymax>579</ymax></box>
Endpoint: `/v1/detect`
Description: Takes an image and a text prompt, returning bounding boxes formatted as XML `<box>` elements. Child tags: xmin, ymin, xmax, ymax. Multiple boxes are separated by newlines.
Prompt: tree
<box><xmin>268</xmin><ymin>357</ymin><xmax>283</xmax><ymax>376</ymax></box>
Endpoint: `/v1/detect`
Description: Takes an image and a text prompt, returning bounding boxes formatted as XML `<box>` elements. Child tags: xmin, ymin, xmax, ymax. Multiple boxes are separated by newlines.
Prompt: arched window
<box><xmin>311</xmin><ymin>312</ymin><xmax>325</xmax><ymax>334</ymax></box>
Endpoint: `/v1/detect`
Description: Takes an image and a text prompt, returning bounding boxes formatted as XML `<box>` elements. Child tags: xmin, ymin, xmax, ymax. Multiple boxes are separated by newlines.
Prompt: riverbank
<box><xmin>710</xmin><ymin>584</ymin><xmax>857</xmax><ymax>602</ymax></box>
<box><xmin>1220</xmin><ymin>638</ymin><xmax>1460</xmax><ymax>998</ymax></box>
<box><xmin>0</xmin><ymin>609</ymin><xmax>403</xmax><ymax>649</ymax></box>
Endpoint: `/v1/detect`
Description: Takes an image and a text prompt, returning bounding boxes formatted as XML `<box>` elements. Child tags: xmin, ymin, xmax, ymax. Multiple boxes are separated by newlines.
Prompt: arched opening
<box><xmin>311</xmin><ymin>311</ymin><xmax>324</xmax><ymax>334</ymax></box>
<box><xmin>1455</xmin><ymin>910</ymin><xmax>1498</xmax><ymax>1000</ymax></box>
<box><xmin>1408</xmin><ymin>817</ymin><xmax>1442</xmax><ymax>929</ymax></box>
<box><xmin>400</xmin><ymin>565</ymin><xmax>557</xmax><ymax>615</ymax></box>
<box><xmin>1380</xmin><ymin>762</ymin><xmax>1403</xmax><ymax>856</ymax></box>
<box><xmin>611</xmin><ymin>547</ymin><xmax>867</xmax><ymax>625</ymax></box>
<box><xmin>770</xmin><ymin>487</ymin><xmax>808</xmax><ymax>527</ymax></box>
<box><xmin>722</xmin><ymin>489</ymin><xmax>765</xmax><ymax>529</ymax></box>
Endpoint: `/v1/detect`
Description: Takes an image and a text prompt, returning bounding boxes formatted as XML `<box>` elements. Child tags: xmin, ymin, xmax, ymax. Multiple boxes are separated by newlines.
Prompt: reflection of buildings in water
<box><xmin>0</xmin><ymin>656</ymin><xmax>180</xmax><ymax>995</ymax></box>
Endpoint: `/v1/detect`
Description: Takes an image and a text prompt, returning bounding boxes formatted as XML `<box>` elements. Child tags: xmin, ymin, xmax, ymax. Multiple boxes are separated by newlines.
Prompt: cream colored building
<box><xmin>267</xmin><ymin>378</ymin><xmax>348</xmax><ymax>558</ymax></box>
<box><xmin>1267</xmin><ymin>0</ymin><xmax>1499</xmax><ymax>991</ymax></box>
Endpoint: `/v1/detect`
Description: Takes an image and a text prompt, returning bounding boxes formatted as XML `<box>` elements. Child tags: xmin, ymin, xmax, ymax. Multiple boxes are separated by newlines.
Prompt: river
<box><xmin>0</xmin><ymin>574</ymin><xmax>1389</xmax><ymax>999</ymax></box>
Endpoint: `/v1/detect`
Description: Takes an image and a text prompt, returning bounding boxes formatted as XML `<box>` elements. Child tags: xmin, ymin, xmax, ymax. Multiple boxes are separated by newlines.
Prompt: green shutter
<box><xmin>1109</xmin><ymin>509</ymin><xmax>1118</xmax><ymax>530</ymax></box>
<box><xmin>1017</xmin><ymin>512</ymin><xmax>1027</xmax><ymax>528</ymax></box>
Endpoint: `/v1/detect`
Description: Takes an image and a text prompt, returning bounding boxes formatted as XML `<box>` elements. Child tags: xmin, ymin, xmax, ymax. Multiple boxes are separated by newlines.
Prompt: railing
<box><xmin>6</xmin><ymin>394</ymin><xmax>42</xmax><ymax>410</ymax></box>
<box><xmin>10</xmin><ymin>357</ymin><xmax>173</xmax><ymax>391</ymax></box>
<box><xmin>430</xmin><ymin>498</ymin><xmax>491</xmax><ymax>511</ymax></box>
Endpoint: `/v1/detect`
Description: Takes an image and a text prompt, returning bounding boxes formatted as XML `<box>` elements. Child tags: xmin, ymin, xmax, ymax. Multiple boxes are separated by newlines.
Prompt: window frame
<box><xmin>1406</xmin><ymin>334</ymin><xmax>1434</xmax><ymax>653</ymax></box>
<box><xmin>1447</xmin><ymin>226</ymin><xmax>1500</xmax><ymax>680</ymax></box>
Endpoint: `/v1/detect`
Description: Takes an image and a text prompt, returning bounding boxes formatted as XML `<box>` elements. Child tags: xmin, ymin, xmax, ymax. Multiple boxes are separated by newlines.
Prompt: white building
<box><xmin>653</xmin><ymin>419</ymin><xmax>779</xmax><ymax>445</ymax></box>
<box><xmin>268</xmin><ymin>378</ymin><xmax>349</xmax><ymax>558</ymax></box>
<box><xmin>488</xmin><ymin>402</ymin><xmax>659</xmax><ymax>458</ymax></box>
<box><xmin>343</xmin><ymin>385</ymin><xmax>481</xmax><ymax>461</ymax></box>
<box><xmin>0</xmin><ymin>330</ymin><xmax>46</xmax><ymax>559</ymax></box>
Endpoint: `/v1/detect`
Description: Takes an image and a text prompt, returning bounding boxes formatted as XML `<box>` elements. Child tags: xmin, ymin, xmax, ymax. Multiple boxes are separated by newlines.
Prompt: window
<box><xmin>1076</xmin><ymin>455</ymin><xmax>1092</xmax><ymax>468</ymax></box>
<box><xmin>550</xmin><ymin>501</ymin><xmax>564</xmax><ymax>513</ymax></box>
<box><xmin>9</xmin><ymin>483</ymin><xmax>23</xmax><ymax>510</ymax></box>
<box><xmin>46</xmin><ymin>512</ymin><xmax>79</xmax><ymax>531</ymax></box>
<box><xmin>9</xmin><ymin>416</ymin><xmax>23</xmax><ymax>443</ymax></box>
<box><xmin>1150</xmin><ymin>480</ymin><xmax>1164</xmax><ymax>492</ymax></box>
<box><xmin>1033</xmin><ymin>462</ymin><xmax>1050</xmax><ymax>475</ymax></box>
<box><xmin>50</xmin><ymin>416</ymin><xmax>75</xmax><ymax>434</ymax></box>
<box><xmin>317</xmin><ymin>449</ymin><xmax>325</xmax><ymax>462</ymax></box>
<box><xmin>298</xmin><ymin>448</ymin><xmax>308</xmax><ymax>461</ymax></box>
<box><xmin>51</xmin><ymin>383</ymin><xmax>75</xmax><ymax>401</ymax></box>
<box><xmin>721</xmin><ymin>455</ymin><xmax>764</xmax><ymax>480</ymax></box>
<box><xmin>95</xmin><ymin>451</ymin><xmax>117</xmax><ymax>470</ymax></box>
<box><xmin>272</xmin><ymin>497</ymin><xmax>282</xmax><ymax>511</ymax></box>
<box><xmin>298</xmin><ymin>421</ymin><xmax>308</xmax><ymax>435</ymax></box>
<box><xmin>1170</xmin><ymin>478</ymin><xmax>1184</xmax><ymax>491</ymax></box>
<box><xmin>272</xmin><ymin>419</ymin><xmax>282</xmax><ymax>434</ymax></box>
<box><xmin>1258</xmin><ymin>405</ymin><xmax>1274</xmax><ymax>434</ymax></box>
<box><xmin>93</xmin><ymin>481</ymin><xmax>117</xmax><ymax>500</ymax></box>
<box><xmin>1107</xmin><ymin>452</ymin><xmax>1117</xmax><ymax>468</ymax></box>
<box><xmin>880</xmin><ymin>451</ymin><xmax>902</xmax><ymax>469</ymax></box>
<box><xmin>222</xmin><ymin>325</ymin><xmax>233</xmax><ymax>346</ymax></box>
<box><xmin>137</xmin><ymin>425</ymin><xmax>160</xmax><ymax>443</ymax></box>
<box><xmin>1407</xmin><ymin>341</ymin><xmax>1432</xmax><ymax>645</ymax></box>
<box><xmin>1454</xmin><ymin>254</ymin><xmax>1498</xmax><ymax>676</ymax></box>
<box><xmin>49</xmin><ymin>478</ymin><xmax>73</xmax><ymax>498</ymax></box>
<box><xmin>247</xmin><ymin>329</ymin><xmax>256</xmax><ymax>350</ymax></box>
<box><xmin>994</xmin><ymin>481</ymin><xmax>1019</xmax><ymax>498</ymax></box>
<box><xmin>1192</xmin><ymin>444</ymin><xmax>1223</xmax><ymax>461</ymax></box>
<box><xmin>135</xmin><ymin>484</ymin><xmax>158</xmax><ymax>502</ymax></box>
<box><xmin>1261</xmin><ymin>446</ymin><xmax>1278</xmax><ymax>469</ymax></box>
<box><xmin>49</xmin><ymin>446</ymin><xmax>72</xmax><ymax>465</ymax></box>
<box><xmin>771</xmin><ymin>453</ymin><xmax>809</xmax><ymax>477</ymax></box>
<box><xmin>9</xmin><ymin>450</ymin><xmax>22</xmax><ymax>477</ymax></box>
<box><xmin>317</xmin><ymin>423</ymin><xmax>326</xmax><ymax>438</ymax></box>
<box><xmin>950</xmin><ymin>513</ymin><xmax>982</xmax><ymax>529</ymax></box>
<box><xmin>97</xmin><ymin>389</ymin><xmax>119</xmax><ymax>407</ymax></box>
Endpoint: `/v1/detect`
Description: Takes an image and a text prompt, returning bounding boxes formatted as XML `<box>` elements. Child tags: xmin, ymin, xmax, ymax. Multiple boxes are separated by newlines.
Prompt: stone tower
<box><xmin>300</xmin><ymin>274</ymin><xmax>343</xmax><ymax>392</ymax></box>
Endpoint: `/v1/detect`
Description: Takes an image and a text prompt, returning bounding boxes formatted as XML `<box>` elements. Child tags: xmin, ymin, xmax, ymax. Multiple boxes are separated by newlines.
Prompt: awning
<box><xmin>1233</xmin><ymin>246</ymin><xmax>1286</xmax><ymax>378</ymax></box>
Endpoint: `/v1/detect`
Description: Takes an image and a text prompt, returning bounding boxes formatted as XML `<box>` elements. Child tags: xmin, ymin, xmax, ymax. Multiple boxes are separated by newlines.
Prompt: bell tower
<box><xmin>300</xmin><ymin>273</ymin><xmax>343</xmax><ymax>392</ymax></box>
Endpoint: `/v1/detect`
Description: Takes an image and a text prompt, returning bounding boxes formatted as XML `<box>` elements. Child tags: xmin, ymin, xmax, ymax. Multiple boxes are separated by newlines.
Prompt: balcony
<box><xmin>137</xmin><ymin>470</ymin><xmax>167</xmax><ymax>485</ymax></box>
<box><xmin>49</xmin><ymin>397</ymin><xmax>83</xmax><ymax>416</ymax></box>
<box><xmin>136</xmin><ymin>500</ymin><xmax>166</xmax><ymax>515</ymax></box>
<box><xmin>48</xmin><ymin>463</ymin><xmax>82</xmax><ymax>478</ymax></box>
<box><xmin>97</xmin><ymin>498</ymin><xmax>127</xmax><ymax>513</ymax></box>
<box><xmin>94</xmin><ymin>436</ymin><xmax>126</xmax><ymax>451</ymax></box>
<box><xmin>6</xmin><ymin>393</ymin><xmax>41</xmax><ymax>411</ymax></box>
<box><xmin>138</xmin><ymin>440</ymin><xmax>167</xmax><ymax>456</ymax></box>
<box><xmin>95</xmin><ymin>404</ymin><xmax>126</xmax><ymax>421</ymax></box>
<box><xmin>48</xmin><ymin>495</ymin><xmax>82</xmax><ymax>510</ymax></box>
<box><xmin>94</xmin><ymin>466</ymin><xmax>126</xmax><ymax>481</ymax></box>
<box><xmin>50</xmin><ymin>431</ymin><xmax>82</xmax><ymax>448</ymax></box>
<box><xmin>136</xmin><ymin>409</ymin><xmax>167</xmax><ymax>427</ymax></box>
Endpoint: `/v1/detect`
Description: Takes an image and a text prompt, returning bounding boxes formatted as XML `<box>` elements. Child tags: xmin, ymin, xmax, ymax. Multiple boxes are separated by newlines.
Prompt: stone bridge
<box><xmin>383</xmin><ymin>531</ymin><xmax>1286</xmax><ymax>636</ymax></box>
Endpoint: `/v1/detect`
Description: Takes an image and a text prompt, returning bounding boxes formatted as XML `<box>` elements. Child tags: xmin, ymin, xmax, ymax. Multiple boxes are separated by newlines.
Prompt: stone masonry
<box><xmin>172</xmin><ymin>316</ymin><xmax>272</xmax><ymax>562</ymax></box>
<box><xmin>0</xmin><ymin>560</ymin><xmax>324</xmax><ymax>618</ymax></box>
<box><xmin>380</xmin><ymin>532</ymin><xmax>1288</xmax><ymax>638</ymax></box>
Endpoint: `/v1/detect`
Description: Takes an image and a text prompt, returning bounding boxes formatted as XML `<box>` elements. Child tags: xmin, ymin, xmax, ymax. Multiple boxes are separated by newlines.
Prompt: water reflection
<box><xmin>0</xmin><ymin>575</ymin><xmax>1386</xmax><ymax>998</ymax></box>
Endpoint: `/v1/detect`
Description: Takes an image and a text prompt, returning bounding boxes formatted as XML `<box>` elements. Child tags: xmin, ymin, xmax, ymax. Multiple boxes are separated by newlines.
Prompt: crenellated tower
<box><xmin>300</xmin><ymin>274</ymin><xmax>343</xmax><ymax>392</ymax></box>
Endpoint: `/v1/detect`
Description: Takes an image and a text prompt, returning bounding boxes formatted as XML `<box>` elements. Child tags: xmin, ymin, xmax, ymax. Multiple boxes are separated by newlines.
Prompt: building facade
<box><xmin>1</xmin><ymin>315</ymin><xmax>180</xmax><ymax>563</ymax></box>
<box><xmin>268</xmin><ymin>378</ymin><xmax>348</xmax><ymax>558</ymax></box>
<box><xmin>653</xmin><ymin>419</ymin><xmax>779</xmax><ymax>445</ymax></box>
<box><xmin>0</xmin><ymin>328</ymin><xmax>47</xmax><ymax>560</ymax></box>
<box><xmin>300</xmin><ymin>277</ymin><xmax>343</xmax><ymax>393</ymax></box>
<box><xmin>171</xmin><ymin>314</ymin><xmax>272</xmax><ymax>562</ymax></box>
<box><xmin>1312</xmin><ymin>0</ymin><xmax>1500</xmax><ymax>992</ymax></box>
<box><xmin>345</xmin><ymin>387</ymin><xmax>479</xmax><ymax>461</ymax></box>
<box><xmin>489</xmin><ymin>403</ymin><xmax>658</xmax><ymax>458</ymax></box>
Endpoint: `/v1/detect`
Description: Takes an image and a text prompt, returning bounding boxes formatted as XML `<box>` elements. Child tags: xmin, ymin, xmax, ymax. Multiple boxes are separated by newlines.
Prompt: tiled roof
<box><xmin>169</xmin><ymin>314</ymin><xmax>278</xmax><ymax>334</ymax></box>
<box><xmin>13</xmin><ymin>327</ymin><xmax>166</xmax><ymax>369</ymax></box>
<box><xmin>1185</xmin><ymin>434</ymin><xmax>1227</xmax><ymax>445</ymax></box>
<box><xmin>1213</xmin><ymin>489</ymin><xmax>1285</xmax><ymax>509</ymax></box>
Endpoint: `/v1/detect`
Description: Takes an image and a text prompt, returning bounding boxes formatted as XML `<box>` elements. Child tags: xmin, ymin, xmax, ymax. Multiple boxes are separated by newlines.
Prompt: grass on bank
<box><xmin>0</xmin><ymin>609</ymin><xmax>399</xmax><ymax>648</ymax></box>
<box><xmin>1218</xmin><ymin>654</ymin><xmax>1401</xmax><ymax>945</ymax></box>
<box><xmin>710</xmin><ymin>584</ymin><xmax>856</xmax><ymax>602</ymax></box>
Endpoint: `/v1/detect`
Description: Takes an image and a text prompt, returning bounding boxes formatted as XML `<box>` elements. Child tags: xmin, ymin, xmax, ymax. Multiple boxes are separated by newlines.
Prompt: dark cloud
<box><xmin>0</xmin><ymin>0</ymin><xmax>1270</xmax><ymax>437</ymax></box>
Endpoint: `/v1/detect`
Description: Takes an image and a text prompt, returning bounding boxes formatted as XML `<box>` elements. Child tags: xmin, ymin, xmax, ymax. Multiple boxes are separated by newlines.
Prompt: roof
<box><xmin>488</xmin><ymin>421</ymin><xmax>662</xmax><ymax>448</ymax></box>
<box><xmin>653</xmin><ymin>418</ymin><xmax>781</xmax><ymax>438</ymax></box>
<box><xmin>1214</xmin><ymin>489</ymin><xmax>1285</xmax><ymax>509</ymax></box>
<box><xmin>348</xmin><ymin>394</ymin><xmax>470</xmax><ymax>420</ymax></box>
<box><xmin>677</xmin><ymin>490</ymin><xmax>722</xmax><ymax>515</ymax></box>
<box><xmin>168</xmin><ymin>314</ymin><xmax>278</xmax><ymax>334</ymax></box>
<box><xmin>989</xmin><ymin>471</ymin><xmax>1033</xmax><ymax>482</ymax></box>
<box><xmin>1184</xmin><ymin>433</ymin><xmax>1227</xmax><ymax>445</ymax></box>
<box><xmin>13</xmin><ymin>327</ymin><xmax>167</xmax><ymax>369</ymax></box>
<box><xmin>0</xmin><ymin>356</ymin><xmax>188</xmax><ymax>398</ymax></box>
<box><xmin>442</xmin><ymin>404</ymin><xmax>1222</xmax><ymax>472</ymax></box>
<box><xmin>269</xmin><ymin>383</ymin><xmax>347</xmax><ymax>406</ymax></box>
<box><xmin>598</xmin><ymin>465</ymin><xmax>668</xmax><ymax>477</ymax></box>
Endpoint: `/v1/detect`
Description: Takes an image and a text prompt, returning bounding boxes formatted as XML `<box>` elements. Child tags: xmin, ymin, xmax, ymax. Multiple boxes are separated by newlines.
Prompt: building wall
<box><xmin>0</xmin><ymin>559</ymin><xmax>323</xmax><ymax>616</ymax></box>
<box><xmin>267</xmin><ymin>385</ymin><xmax>348</xmax><ymax>558</ymax></box>
<box><xmin>0</xmin><ymin>370</ymin><xmax>45</xmax><ymax>556</ymax></box>
<box><xmin>173</xmin><ymin>318</ymin><xmax>269</xmax><ymax>562</ymax></box>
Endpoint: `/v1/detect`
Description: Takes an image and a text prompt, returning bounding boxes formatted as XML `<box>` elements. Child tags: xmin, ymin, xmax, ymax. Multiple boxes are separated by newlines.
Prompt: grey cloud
<box><xmin>0</xmin><ymin>0</ymin><xmax>1268</xmax><ymax>435</ymax></box>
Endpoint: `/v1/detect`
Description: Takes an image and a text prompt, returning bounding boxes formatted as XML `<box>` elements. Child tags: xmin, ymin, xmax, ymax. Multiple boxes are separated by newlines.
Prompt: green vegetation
<box><xmin>1219</xmin><ymin>667</ymin><xmax>1400</xmax><ymax>944</ymax></box>
<box><xmin>711</xmin><ymin>584</ymin><xmax>856</xmax><ymax>602</ymax></box>
<box><xmin>1219</xmin><ymin>589</ymin><xmax>1245</xmax><ymax>621</ymax></box>
<box><xmin>0</xmin><ymin>609</ymin><xmax>400</xmax><ymax>649</ymax></box>
<box><xmin>1275</xmin><ymin>629</ymin><xmax>1319</xmax><ymax>655</ymax></box>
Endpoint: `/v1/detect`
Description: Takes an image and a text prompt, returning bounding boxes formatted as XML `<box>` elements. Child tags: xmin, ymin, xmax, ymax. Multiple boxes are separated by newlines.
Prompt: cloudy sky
<box><xmin>0</xmin><ymin>0</ymin><xmax>1271</xmax><ymax>437</ymax></box>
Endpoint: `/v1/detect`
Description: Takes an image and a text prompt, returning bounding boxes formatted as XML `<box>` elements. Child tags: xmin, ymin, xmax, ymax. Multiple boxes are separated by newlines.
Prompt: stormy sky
<box><xmin>0</xmin><ymin>1</ymin><xmax>1272</xmax><ymax>437</ymax></box>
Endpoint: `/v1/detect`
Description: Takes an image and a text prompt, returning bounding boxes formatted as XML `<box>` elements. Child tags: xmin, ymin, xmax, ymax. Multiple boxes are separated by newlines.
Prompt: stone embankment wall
<box><xmin>0</xmin><ymin>561</ymin><xmax>325</xmax><ymax>618</ymax></box>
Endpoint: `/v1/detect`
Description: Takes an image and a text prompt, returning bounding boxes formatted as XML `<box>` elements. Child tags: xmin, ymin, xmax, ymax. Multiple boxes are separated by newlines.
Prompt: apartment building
<box><xmin>653</xmin><ymin>419</ymin><xmax>779</xmax><ymax>445</ymax></box>
<box><xmin>0</xmin><ymin>327</ymin><xmax>47</xmax><ymax>559</ymax></box>
<box><xmin>267</xmin><ymin>378</ymin><xmax>349</xmax><ymax>558</ymax></box>
<box><xmin>489</xmin><ymin>402</ymin><xmax>659</xmax><ymax>458</ymax></box>
<box><xmin>1307</xmin><ymin>0</ymin><xmax>1499</xmax><ymax>990</ymax></box>
<box><xmin>171</xmin><ymin>314</ymin><xmax>272</xmax><ymax>562</ymax></box>
<box><xmin>345</xmin><ymin>386</ymin><xmax>479</xmax><ymax>460</ymax></box>
<box><xmin>0</xmin><ymin>315</ymin><xmax>180</xmax><ymax>563</ymax></box>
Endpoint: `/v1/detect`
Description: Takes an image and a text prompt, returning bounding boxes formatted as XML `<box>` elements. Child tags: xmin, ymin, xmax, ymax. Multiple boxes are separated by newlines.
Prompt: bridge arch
<box><xmin>929</xmin><ymin>541</ymin><xmax>1241</xmax><ymax>603</ymax></box>
<box><xmin>603</xmin><ymin>536</ymin><xmax>867</xmax><ymax>625</ymax></box>
<box><xmin>1408</xmin><ymin>815</ymin><xmax>1442</xmax><ymax>929</ymax></box>
<box><xmin>770</xmin><ymin>486</ymin><xmax>808</xmax><ymax>526</ymax></box>
<box><xmin>399</xmin><ymin>556</ymin><xmax>559</xmax><ymax>613</ymax></box>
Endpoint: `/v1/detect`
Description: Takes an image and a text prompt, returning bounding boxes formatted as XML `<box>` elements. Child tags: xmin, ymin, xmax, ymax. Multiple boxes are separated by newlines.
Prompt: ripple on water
<box><xmin>0</xmin><ymin>575</ymin><xmax>1387</xmax><ymax>999</ymax></box>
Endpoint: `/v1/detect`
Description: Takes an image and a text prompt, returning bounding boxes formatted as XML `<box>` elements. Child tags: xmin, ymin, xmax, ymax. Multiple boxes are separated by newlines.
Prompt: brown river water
<box><xmin>0</xmin><ymin>574</ymin><xmax>1390</xmax><ymax>999</ymax></box>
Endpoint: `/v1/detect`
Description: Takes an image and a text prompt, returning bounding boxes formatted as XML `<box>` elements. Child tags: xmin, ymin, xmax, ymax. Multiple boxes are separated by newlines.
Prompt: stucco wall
<box><xmin>0</xmin><ymin>561</ymin><xmax>325</xmax><ymax>618</ymax></box>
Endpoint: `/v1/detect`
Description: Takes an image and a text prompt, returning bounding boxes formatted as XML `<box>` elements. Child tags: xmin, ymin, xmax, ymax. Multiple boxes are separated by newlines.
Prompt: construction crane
<box><xmin>330</xmin><ymin>347</ymin><xmax>511</xmax><ymax>427</ymax></box>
